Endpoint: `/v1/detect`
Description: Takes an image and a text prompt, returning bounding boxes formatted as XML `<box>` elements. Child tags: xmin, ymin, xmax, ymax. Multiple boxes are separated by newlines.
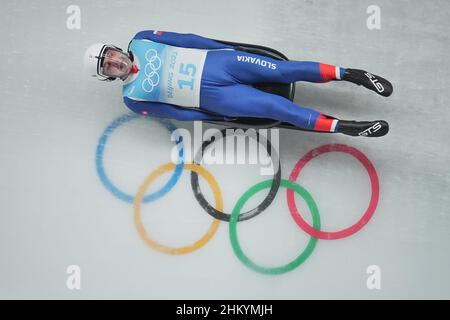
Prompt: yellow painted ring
<box><xmin>133</xmin><ymin>163</ymin><xmax>223</xmax><ymax>255</ymax></box>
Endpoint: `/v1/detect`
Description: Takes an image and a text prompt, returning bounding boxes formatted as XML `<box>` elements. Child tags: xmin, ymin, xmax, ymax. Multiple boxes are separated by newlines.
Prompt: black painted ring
<box><xmin>190</xmin><ymin>129</ymin><xmax>281</xmax><ymax>222</ymax></box>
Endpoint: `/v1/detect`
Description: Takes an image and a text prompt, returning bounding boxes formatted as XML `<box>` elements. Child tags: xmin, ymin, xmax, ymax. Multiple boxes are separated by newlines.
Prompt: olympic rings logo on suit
<box><xmin>141</xmin><ymin>49</ymin><xmax>162</xmax><ymax>93</ymax></box>
<box><xmin>96</xmin><ymin>113</ymin><xmax>380</xmax><ymax>275</ymax></box>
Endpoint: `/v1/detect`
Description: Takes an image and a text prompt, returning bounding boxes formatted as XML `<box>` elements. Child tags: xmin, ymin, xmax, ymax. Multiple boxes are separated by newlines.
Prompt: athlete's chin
<box><xmin>120</xmin><ymin>71</ymin><xmax>131</xmax><ymax>81</ymax></box>
<box><xmin>120</xmin><ymin>64</ymin><xmax>133</xmax><ymax>80</ymax></box>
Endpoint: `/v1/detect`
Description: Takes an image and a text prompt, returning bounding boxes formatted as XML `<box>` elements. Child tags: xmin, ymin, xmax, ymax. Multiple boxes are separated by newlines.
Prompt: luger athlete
<box><xmin>84</xmin><ymin>30</ymin><xmax>393</xmax><ymax>137</ymax></box>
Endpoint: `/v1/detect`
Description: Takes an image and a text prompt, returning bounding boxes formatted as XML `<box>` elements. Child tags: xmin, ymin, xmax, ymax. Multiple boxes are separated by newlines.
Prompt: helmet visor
<box><xmin>98</xmin><ymin>46</ymin><xmax>132</xmax><ymax>79</ymax></box>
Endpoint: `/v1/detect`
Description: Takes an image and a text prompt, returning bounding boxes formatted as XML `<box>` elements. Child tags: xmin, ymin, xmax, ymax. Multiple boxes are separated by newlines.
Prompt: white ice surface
<box><xmin>0</xmin><ymin>0</ymin><xmax>449</xmax><ymax>299</ymax></box>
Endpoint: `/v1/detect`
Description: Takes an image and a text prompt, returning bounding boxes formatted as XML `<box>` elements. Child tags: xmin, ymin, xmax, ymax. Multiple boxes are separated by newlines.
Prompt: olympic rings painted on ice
<box><xmin>229</xmin><ymin>179</ymin><xmax>320</xmax><ymax>275</ymax></box>
<box><xmin>95</xmin><ymin>115</ymin><xmax>381</xmax><ymax>274</ymax></box>
<box><xmin>190</xmin><ymin>128</ymin><xmax>281</xmax><ymax>222</ymax></box>
<box><xmin>133</xmin><ymin>162</ymin><xmax>222</xmax><ymax>255</ymax></box>
<box><xmin>95</xmin><ymin>113</ymin><xmax>184</xmax><ymax>203</ymax></box>
<box><xmin>287</xmin><ymin>144</ymin><xmax>380</xmax><ymax>240</ymax></box>
<box><xmin>142</xmin><ymin>49</ymin><xmax>162</xmax><ymax>93</ymax></box>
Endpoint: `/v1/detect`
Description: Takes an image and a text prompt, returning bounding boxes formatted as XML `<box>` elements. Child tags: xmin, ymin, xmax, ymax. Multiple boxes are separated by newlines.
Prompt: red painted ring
<box><xmin>287</xmin><ymin>144</ymin><xmax>380</xmax><ymax>240</ymax></box>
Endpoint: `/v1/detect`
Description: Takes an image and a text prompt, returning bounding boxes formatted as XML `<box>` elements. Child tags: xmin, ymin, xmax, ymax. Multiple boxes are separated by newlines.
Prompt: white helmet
<box><xmin>84</xmin><ymin>43</ymin><xmax>130</xmax><ymax>81</ymax></box>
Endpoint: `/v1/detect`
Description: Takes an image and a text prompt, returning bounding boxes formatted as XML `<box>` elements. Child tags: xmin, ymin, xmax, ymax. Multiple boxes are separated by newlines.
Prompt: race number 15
<box><xmin>178</xmin><ymin>63</ymin><xmax>196</xmax><ymax>90</ymax></box>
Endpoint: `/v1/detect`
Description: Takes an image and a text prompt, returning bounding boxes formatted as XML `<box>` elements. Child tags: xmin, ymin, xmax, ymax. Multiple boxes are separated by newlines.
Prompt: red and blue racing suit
<box><xmin>123</xmin><ymin>30</ymin><xmax>345</xmax><ymax>132</ymax></box>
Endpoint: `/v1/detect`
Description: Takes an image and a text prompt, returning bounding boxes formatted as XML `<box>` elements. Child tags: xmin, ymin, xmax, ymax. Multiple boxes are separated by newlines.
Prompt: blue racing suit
<box><xmin>123</xmin><ymin>30</ymin><xmax>345</xmax><ymax>132</ymax></box>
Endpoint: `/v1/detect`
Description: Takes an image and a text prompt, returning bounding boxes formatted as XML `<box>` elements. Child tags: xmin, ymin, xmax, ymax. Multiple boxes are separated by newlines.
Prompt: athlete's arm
<box><xmin>133</xmin><ymin>30</ymin><xmax>235</xmax><ymax>50</ymax></box>
<box><xmin>123</xmin><ymin>97</ymin><xmax>226</xmax><ymax>121</ymax></box>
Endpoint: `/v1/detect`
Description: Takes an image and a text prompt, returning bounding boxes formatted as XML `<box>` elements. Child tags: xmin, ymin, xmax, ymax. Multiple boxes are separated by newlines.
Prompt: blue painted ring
<box><xmin>95</xmin><ymin>113</ymin><xmax>184</xmax><ymax>203</ymax></box>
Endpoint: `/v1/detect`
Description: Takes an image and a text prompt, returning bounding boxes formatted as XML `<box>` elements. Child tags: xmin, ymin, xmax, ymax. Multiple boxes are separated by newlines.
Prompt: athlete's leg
<box><xmin>200</xmin><ymin>82</ymin><xmax>339</xmax><ymax>132</ymax></box>
<box><xmin>200</xmin><ymin>82</ymin><xmax>389</xmax><ymax>136</ymax></box>
<box><xmin>205</xmin><ymin>50</ymin><xmax>342</xmax><ymax>84</ymax></box>
<box><xmin>204</xmin><ymin>50</ymin><xmax>393</xmax><ymax>97</ymax></box>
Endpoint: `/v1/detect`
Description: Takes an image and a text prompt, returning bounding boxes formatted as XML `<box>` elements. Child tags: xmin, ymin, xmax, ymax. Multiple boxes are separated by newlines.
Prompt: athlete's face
<box><xmin>101</xmin><ymin>48</ymin><xmax>132</xmax><ymax>80</ymax></box>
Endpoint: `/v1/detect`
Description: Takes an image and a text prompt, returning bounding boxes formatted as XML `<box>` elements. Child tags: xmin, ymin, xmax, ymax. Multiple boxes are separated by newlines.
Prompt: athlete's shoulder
<box><xmin>133</xmin><ymin>30</ymin><xmax>166</xmax><ymax>40</ymax></box>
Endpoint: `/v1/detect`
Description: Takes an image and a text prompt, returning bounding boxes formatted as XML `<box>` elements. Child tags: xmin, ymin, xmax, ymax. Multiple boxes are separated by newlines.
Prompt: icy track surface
<box><xmin>0</xmin><ymin>0</ymin><xmax>449</xmax><ymax>299</ymax></box>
